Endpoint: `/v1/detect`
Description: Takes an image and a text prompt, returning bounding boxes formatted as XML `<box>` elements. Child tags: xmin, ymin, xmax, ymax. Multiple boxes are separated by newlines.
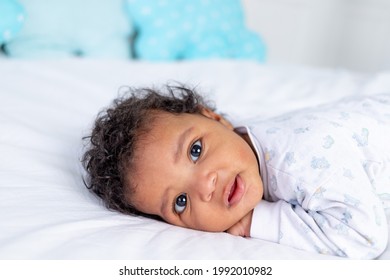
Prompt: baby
<box><xmin>82</xmin><ymin>84</ymin><xmax>390</xmax><ymax>259</ymax></box>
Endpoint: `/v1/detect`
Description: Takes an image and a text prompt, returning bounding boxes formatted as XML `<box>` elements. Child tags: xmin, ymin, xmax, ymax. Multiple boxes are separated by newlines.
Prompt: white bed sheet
<box><xmin>1</xmin><ymin>58</ymin><xmax>390</xmax><ymax>260</ymax></box>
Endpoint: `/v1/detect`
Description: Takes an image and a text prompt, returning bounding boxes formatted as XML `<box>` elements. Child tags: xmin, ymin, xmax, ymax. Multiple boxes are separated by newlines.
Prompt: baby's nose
<box><xmin>193</xmin><ymin>171</ymin><xmax>217</xmax><ymax>202</ymax></box>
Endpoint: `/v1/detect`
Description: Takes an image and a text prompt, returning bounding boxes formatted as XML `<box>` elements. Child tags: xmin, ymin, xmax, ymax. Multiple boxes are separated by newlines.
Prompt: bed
<box><xmin>1</xmin><ymin>58</ymin><xmax>390</xmax><ymax>260</ymax></box>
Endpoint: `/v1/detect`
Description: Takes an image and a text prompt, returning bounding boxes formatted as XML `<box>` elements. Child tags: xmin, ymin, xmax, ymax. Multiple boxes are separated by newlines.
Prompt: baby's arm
<box><xmin>248</xmin><ymin>172</ymin><xmax>388</xmax><ymax>259</ymax></box>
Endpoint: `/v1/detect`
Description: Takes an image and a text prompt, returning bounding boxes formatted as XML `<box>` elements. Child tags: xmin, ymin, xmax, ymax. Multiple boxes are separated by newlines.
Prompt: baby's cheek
<box><xmin>190</xmin><ymin>212</ymin><xmax>239</xmax><ymax>233</ymax></box>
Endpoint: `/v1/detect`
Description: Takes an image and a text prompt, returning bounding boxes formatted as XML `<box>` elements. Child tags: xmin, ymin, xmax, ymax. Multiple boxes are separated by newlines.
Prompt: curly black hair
<box><xmin>81</xmin><ymin>84</ymin><xmax>215</xmax><ymax>219</ymax></box>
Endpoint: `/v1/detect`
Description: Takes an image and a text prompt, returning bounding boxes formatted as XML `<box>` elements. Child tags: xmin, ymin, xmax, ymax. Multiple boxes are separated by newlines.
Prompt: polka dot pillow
<box><xmin>0</xmin><ymin>0</ymin><xmax>25</xmax><ymax>44</ymax></box>
<box><xmin>4</xmin><ymin>0</ymin><xmax>132</xmax><ymax>58</ymax></box>
<box><xmin>125</xmin><ymin>0</ymin><xmax>266</xmax><ymax>61</ymax></box>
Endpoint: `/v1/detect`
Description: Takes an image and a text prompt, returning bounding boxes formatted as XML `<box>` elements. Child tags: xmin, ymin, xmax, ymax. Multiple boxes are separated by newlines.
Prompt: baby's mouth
<box><xmin>228</xmin><ymin>178</ymin><xmax>238</xmax><ymax>203</ymax></box>
<box><xmin>226</xmin><ymin>175</ymin><xmax>245</xmax><ymax>206</ymax></box>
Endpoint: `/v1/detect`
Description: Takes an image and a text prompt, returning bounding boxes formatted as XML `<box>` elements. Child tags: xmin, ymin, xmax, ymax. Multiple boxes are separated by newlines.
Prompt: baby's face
<box><xmin>128</xmin><ymin>109</ymin><xmax>263</xmax><ymax>232</ymax></box>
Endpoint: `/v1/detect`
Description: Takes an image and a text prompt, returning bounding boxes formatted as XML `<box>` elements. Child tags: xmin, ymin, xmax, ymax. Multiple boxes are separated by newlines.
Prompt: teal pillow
<box><xmin>5</xmin><ymin>0</ymin><xmax>132</xmax><ymax>58</ymax></box>
<box><xmin>0</xmin><ymin>0</ymin><xmax>25</xmax><ymax>44</ymax></box>
<box><xmin>125</xmin><ymin>0</ymin><xmax>266</xmax><ymax>61</ymax></box>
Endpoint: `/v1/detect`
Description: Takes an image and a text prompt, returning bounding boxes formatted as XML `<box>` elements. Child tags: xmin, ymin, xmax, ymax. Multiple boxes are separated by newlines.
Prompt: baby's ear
<box><xmin>199</xmin><ymin>107</ymin><xmax>234</xmax><ymax>130</ymax></box>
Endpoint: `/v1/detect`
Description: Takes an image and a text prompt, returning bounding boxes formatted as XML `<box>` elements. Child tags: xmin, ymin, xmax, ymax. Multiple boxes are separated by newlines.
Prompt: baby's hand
<box><xmin>226</xmin><ymin>210</ymin><xmax>253</xmax><ymax>237</ymax></box>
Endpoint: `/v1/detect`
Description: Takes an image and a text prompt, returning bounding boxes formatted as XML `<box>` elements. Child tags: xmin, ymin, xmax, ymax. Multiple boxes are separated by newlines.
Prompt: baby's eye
<box><xmin>189</xmin><ymin>140</ymin><xmax>202</xmax><ymax>162</ymax></box>
<box><xmin>174</xmin><ymin>193</ymin><xmax>187</xmax><ymax>214</ymax></box>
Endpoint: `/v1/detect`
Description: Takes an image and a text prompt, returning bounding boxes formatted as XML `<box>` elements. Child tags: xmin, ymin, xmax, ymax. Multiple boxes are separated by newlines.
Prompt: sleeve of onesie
<box><xmin>250</xmin><ymin>168</ymin><xmax>388</xmax><ymax>259</ymax></box>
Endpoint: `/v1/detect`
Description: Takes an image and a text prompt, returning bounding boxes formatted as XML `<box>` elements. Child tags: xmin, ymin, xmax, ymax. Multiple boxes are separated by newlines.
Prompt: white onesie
<box><xmin>236</xmin><ymin>93</ymin><xmax>390</xmax><ymax>259</ymax></box>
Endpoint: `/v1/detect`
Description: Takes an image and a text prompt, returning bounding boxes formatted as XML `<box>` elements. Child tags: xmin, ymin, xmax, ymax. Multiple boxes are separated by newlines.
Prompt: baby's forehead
<box><xmin>147</xmin><ymin>110</ymin><xmax>204</xmax><ymax>125</ymax></box>
<box><xmin>134</xmin><ymin>110</ymin><xmax>202</xmax><ymax>145</ymax></box>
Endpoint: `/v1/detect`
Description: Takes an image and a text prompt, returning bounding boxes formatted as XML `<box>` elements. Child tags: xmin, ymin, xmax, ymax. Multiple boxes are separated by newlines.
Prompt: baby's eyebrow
<box><xmin>174</xmin><ymin>126</ymin><xmax>194</xmax><ymax>164</ymax></box>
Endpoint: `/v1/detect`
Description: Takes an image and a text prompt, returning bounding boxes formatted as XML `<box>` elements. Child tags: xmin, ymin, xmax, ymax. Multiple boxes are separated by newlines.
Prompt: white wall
<box><xmin>242</xmin><ymin>0</ymin><xmax>390</xmax><ymax>72</ymax></box>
